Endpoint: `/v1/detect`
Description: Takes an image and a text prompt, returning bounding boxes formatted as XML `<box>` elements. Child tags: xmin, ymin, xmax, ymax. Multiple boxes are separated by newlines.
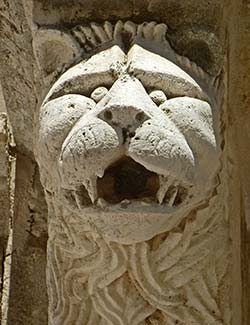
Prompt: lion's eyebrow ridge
<box><xmin>127</xmin><ymin>45</ymin><xmax>207</xmax><ymax>101</ymax></box>
<box><xmin>43</xmin><ymin>45</ymin><xmax>126</xmax><ymax>104</ymax></box>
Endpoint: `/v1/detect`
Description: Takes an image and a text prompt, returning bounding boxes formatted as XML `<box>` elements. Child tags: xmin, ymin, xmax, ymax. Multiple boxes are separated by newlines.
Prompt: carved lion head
<box><xmin>36</xmin><ymin>22</ymin><xmax>221</xmax><ymax>244</ymax></box>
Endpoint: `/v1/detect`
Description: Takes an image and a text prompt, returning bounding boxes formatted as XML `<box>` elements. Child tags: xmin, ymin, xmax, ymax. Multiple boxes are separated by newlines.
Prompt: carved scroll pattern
<box><xmin>47</xmin><ymin>200</ymin><xmax>230</xmax><ymax>325</ymax></box>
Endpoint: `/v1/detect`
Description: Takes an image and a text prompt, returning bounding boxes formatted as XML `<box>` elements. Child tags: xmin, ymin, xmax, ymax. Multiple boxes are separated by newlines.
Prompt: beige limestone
<box><xmin>35</xmin><ymin>22</ymin><xmax>230</xmax><ymax>324</ymax></box>
<box><xmin>0</xmin><ymin>113</ymin><xmax>10</xmax><ymax>322</ymax></box>
<box><xmin>0</xmin><ymin>1</ymin><xmax>249</xmax><ymax>324</ymax></box>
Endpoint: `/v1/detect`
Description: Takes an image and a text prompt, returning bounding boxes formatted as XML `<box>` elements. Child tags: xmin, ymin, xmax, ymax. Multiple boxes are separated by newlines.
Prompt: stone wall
<box><xmin>0</xmin><ymin>113</ymin><xmax>11</xmax><ymax>322</ymax></box>
<box><xmin>227</xmin><ymin>1</ymin><xmax>250</xmax><ymax>323</ymax></box>
<box><xmin>7</xmin><ymin>154</ymin><xmax>48</xmax><ymax>325</ymax></box>
<box><xmin>0</xmin><ymin>1</ymin><xmax>249</xmax><ymax>324</ymax></box>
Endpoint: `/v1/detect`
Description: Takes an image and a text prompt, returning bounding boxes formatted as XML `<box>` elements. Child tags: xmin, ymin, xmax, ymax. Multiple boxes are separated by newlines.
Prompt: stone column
<box><xmin>0</xmin><ymin>113</ymin><xmax>11</xmax><ymax>323</ymax></box>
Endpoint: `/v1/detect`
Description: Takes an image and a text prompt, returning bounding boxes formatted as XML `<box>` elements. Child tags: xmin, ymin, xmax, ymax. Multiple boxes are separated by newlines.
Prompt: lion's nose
<box><xmin>98</xmin><ymin>105</ymin><xmax>149</xmax><ymax>144</ymax></box>
<box><xmin>99</xmin><ymin>105</ymin><xmax>149</xmax><ymax>127</ymax></box>
<box><xmin>96</xmin><ymin>75</ymin><xmax>157</xmax><ymax>130</ymax></box>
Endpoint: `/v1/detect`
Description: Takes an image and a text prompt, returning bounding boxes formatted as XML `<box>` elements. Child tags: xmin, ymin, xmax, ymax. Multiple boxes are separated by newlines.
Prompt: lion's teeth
<box><xmin>73</xmin><ymin>191</ymin><xmax>82</xmax><ymax>209</ymax></box>
<box><xmin>96</xmin><ymin>198</ymin><xmax>108</xmax><ymax>208</ymax></box>
<box><xmin>156</xmin><ymin>187</ymin><xmax>166</xmax><ymax>204</ymax></box>
<box><xmin>168</xmin><ymin>187</ymin><xmax>178</xmax><ymax>207</ymax></box>
<box><xmin>156</xmin><ymin>175</ymin><xmax>173</xmax><ymax>204</ymax></box>
<box><xmin>84</xmin><ymin>177</ymin><xmax>98</xmax><ymax>204</ymax></box>
<box><xmin>120</xmin><ymin>199</ymin><xmax>131</xmax><ymax>208</ymax></box>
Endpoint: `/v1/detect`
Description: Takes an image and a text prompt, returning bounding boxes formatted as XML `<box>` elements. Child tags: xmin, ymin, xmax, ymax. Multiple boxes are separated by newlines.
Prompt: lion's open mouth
<box><xmin>96</xmin><ymin>157</ymin><xmax>188</xmax><ymax>207</ymax></box>
<box><xmin>61</xmin><ymin>156</ymin><xmax>190</xmax><ymax>212</ymax></box>
<box><xmin>97</xmin><ymin>157</ymin><xmax>159</xmax><ymax>204</ymax></box>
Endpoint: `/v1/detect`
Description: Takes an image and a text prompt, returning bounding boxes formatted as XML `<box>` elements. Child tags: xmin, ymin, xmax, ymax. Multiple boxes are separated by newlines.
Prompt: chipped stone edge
<box><xmin>0</xmin><ymin>113</ymin><xmax>16</xmax><ymax>325</ymax></box>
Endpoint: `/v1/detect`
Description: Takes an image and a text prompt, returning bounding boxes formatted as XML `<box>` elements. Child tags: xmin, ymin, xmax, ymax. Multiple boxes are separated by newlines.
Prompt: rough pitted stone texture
<box><xmin>0</xmin><ymin>113</ymin><xmax>10</xmax><ymax>322</ymax></box>
<box><xmin>0</xmin><ymin>1</ymin><xmax>39</xmax><ymax>156</ymax></box>
<box><xmin>0</xmin><ymin>1</ymin><xmax>250</xmax><ymax>324</ymax></box>
<box><xmin>35</xmin><ymin>22</ymin><xmax>230</xmax><ymax>324</ymax></box>
<box><xmin>0</xmin><ymin>1</ymin><xmax>224</xmax><ymax>155</ymax></box>
<box><xmin>226</xmin><ymin>2</ymin><xmax>250</xmax><ymax>324</ymax></box>
<box><xmin>7</xmin><ymin>156</ymin><xmax>48</xmax><ymax>325</ymax></box>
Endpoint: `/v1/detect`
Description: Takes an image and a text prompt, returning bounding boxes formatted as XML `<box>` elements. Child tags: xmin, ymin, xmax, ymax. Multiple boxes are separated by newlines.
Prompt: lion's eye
<box><xmin>149</xmin><ymin>90</ymin><xmax>167</xmax><ymax>106</ymax></box>
<box><xmin>91</xmin><ymin>87</ymin><xmax>108</xmax><ymax>102</ymax></box>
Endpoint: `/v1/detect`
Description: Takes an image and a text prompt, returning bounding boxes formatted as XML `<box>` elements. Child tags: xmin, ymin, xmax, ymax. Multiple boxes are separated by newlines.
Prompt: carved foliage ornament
<box><xmin>35</xmin><ymin>22</ymin><xmax>230</xmax><ymax>324</ymax></box>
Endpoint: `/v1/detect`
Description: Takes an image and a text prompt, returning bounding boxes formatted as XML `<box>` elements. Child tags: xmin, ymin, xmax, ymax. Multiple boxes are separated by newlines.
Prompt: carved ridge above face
<box><xmin>43</xmin><ymin>45</ymin><xmax>209</xmax><ymax>105</ymax></box>
<box><xmin>34</xmin><ymin>21</ymin><xmax>223</xmax><ymax>81</ymax></box>
<box><xmin>36</xmin><ymin>41</ymin><xmax>220</xmax><ymax>244</ymax></box>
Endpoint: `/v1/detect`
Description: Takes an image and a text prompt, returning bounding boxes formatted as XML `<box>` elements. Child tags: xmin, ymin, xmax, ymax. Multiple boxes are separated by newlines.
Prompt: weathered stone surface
<box><xmin>0</xmin><ymin>113</ymin><xmax>10</xmax><ymax>322</ymax></box>
<box><xmin>7</xmin><ymin>155</ymin><xmax>48</xmax><ymax>325</ymax></box>
<box><xmin>0</xmin><ymin>0</ymin><xmax>224</xmax><ymax>155</ymax></box>
<box><xmin>226</xmin><ymin>2</ymin><xmax>250</xmax><ymax>324</ymax></box>
<box><xmin>0</xmin><ymin>1</ymin><xmax>250</xmax><ymax>324</ymax></box>
<box><xmin>0</xmin><ymin>1</ymin><xmax>39</xmax><ymax>156</ymax></box>
<box><xmin>33</xmin><ymin>0</ymin><xmax>224</xmax><ymax>36</ymax></box>
<box><xmin>35</xmin><ymin>22</ymin><xmax>230</xmax><ymax>324</ymax></box>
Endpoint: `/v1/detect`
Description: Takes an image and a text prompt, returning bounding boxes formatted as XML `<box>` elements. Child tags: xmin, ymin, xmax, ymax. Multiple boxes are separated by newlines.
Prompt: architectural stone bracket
<box><xmin>1</xmin><ymin>1</ymin><xmax>249</xmax><ymax>323</ymax></box>
<box><xmin>34</xmin><ymin>20</ymin><xmax>231</xmax><ymax>325</ymax></box>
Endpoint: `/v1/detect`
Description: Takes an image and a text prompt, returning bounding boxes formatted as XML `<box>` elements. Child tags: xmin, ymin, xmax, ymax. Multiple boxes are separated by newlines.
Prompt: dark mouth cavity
<box><xmin>97</xmin><ymin>157</ymin><xmax>160</xmax><ymax>204</ymax></box>
<box><xmin>63</xmin><ymin>157</ymin><xmax>189</xmax><ymax>209</ymax></box>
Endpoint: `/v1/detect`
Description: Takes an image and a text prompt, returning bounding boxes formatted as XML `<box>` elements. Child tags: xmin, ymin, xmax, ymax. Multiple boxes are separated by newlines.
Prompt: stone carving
<box><xmin>35</xmin><ymin>22</ymin><xmax>230</xmax><ymax>324</ymax></box>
